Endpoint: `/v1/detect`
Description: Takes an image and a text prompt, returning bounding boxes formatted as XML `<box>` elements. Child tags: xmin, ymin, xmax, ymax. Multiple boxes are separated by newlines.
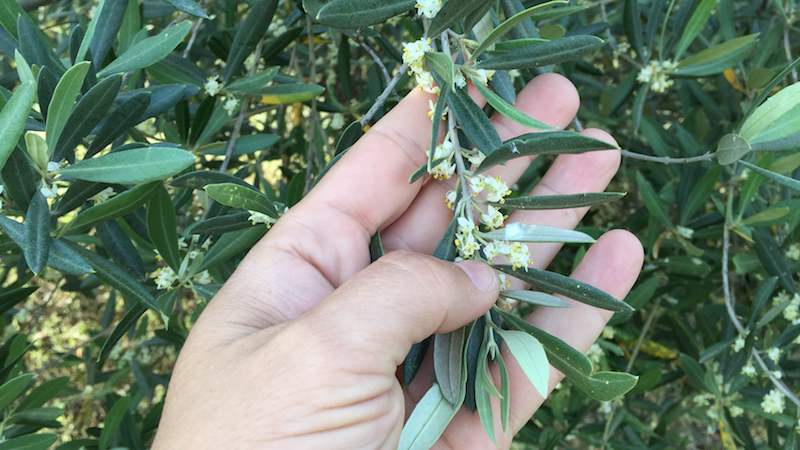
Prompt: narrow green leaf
<box><xmin>0</xmin><ymin>81</ymin><xmax>35</xmax><ymax>172</ymax></box>
<box><xmin>501</xmin><ymin>290</ymin><xmax>570</xmax><ymax>307</ymax></box>
<box><xmin>674</xmin><ymin>34</ymin><xmax>758</xmax><ymax>77</ymax></box>
<box><xmin>72</xmin><ymin>244</ymin><xmax>164</xmax><ymax>314</ymax></box>
<box><xmin>0</xmin><ymin>216</ymin><xmax>92</xmax><ymax>275</ymax></box>
<box><xmin>429</xmin><ymin>0</ymin><xmax>485</xmax><ymax>36</ymax></box>
<box><xmin>482</xmin><ymin>222</ymin><xmax>595</xmax><ymax>244</ymax></box>
<box><xmin>45</xmin><ymin>62</ymin><xmax>90</xmax><ymax>154</ymax></box>
<box><xmin>0</xmin><ymin>433</ymin><xmax>56</xmax><ymax>450</ymax></box>
<box><xmin>741</xmin><ymin>207</ymin><xmax>790</xmax><ymax>226</ymax></box>
<box><xmin>97</xmin><ymin>20</ymin><xmax>193</xmax><ymax>77</ymax></box>
<box><xmin>498</xmin><ymin>192</ymin><xmax>626</xmax><ymax>210</ymax></box>
<box><xmin>0</xmin><ymin>1</ymin><xmax>23</xmax><ymax>38</ymax></box>
<box><xmin>448</xmin><ymin>87</ymin><xmax>501</xmax><ymax>155</ymax></box>
<box><xmin>477</xmin><ymin>35</ymin><xmax>604</xmax><ymax>70</ymax></box>
<box><xmin>497</xmin><ymin>329</ymin><xmax>549</xmax><ymax>397</ymax></box>
<box><xmin>52</xmin><ymin>74</ymin><xmax>123</xmax><ymax>162</ymax></box>
<box><xmin>88</xmin><ymin>92</ymin><xmax>151</xmax><ymax>155</ymax></box>
<box><xmin>97</xmin><ymin>304</ymin><xmax>146</xmax><ymax>366</ymax></box>
<box><xmin>23</xmin><ymin>191</ymin><xmax>50</xmax><ymax>275</ymax></box>
<box><xmin>147</xmin><ymin>185</ymin><xmax>181</xmax><ymax>270</ymax></box>
<box><xmin>170</xmin><ymin>170</ymin><xmax>250</xmax><ymax>190</ymax></box>
<box><xmin>196</xmin><ymin>225</ymin><xmax>268</xmax><ymax>272</ymax></box>
<box><xmin>59</xmin><ymin>147</ymin><xmax>195</xmax><ymax>184</ymax></box>
<box><xmin>427</xmin><ymin>87</ymin><xmax>449</xmax><ymax>172</ymax></box>
<box><xmin>471</xmin><ymin>78</ymin><xmax>552</xmax><ymax>131</ymax></box>
<box><xmin>433</xmin><ymin>328</ymin><xmax>466</xmax><ymax>404</ymax></box>
<box><xmin>63</xmin><ymin>183</ymin><xmax>159</xmax><ymax>233</ymax></box>
<box><xmin>425</xmin><ymin>52</ymin><xmax>456</xmax><ymax>92</ymax></box>
<box><xmin>204</xmin><ymin>183</ymin><xmax>278</xmax><ymax>217</ymax></box>
<box><xmin>473</xmin><ymin>0</ymin><xmax>567</xmax><ymax>57</ymax></box>
<box><xmin>188</xmin><ymin>212</ymin><xmax>252</xmax><ymax>235</ymax></box>
<box><xmin>224</xmin><ymin>0</ymin><xmax>279</xmax><ymax>82</ymax></box>
<box><xmin>89</xmin><ymin>0</ymin><xmax>129</xmax><ymax>69</ymax></box>
<box><xmin>164</xmin><ymin>0</ymin><xmax>209</xmax><ymax>18</ymax></box>
<box><xmin>259</xmin><ymin>83</ymin><xmax>325</xmax><ymax>104</ymax></box>
<box><xmin>635</xmin><ymin>172</ymin><xmax>673</xmax><ymax>228</ymax></box>
<box><xmin>494</xmin><ymin>265</ymin><xmax>633</xmax><ymax>312</ymax></box>
<box><xmin>476</xmin><ymin>131</ymin><xmax>616</xmax><ymax>172</ymax></box>
<box><xmin>316</xmin><ymin>0</ymin><xmax>415</xmax><ymax>28</ymax></box>
<box><xmin>0</xmin><ymin>373</ymin><xmax>33</xmax><ymax>411</ymax></box>
<box><xmin>225</xmin><ymin>67</ymin><xmax>279</xmax><ymax>93</ymax></box>
<box><xmin>739</xmin><ymin>160</ymin><xmax>800</xmax><ymax>191</ymax></box>
<box><xmin>740</xmin><ymin>82</ymin><xmax>800</xmax><ymax>142</ymax></box>
<box><xmin>674</xmin><ymin>0</ymin><xmax>717</xmax><ymax>59</ymax></box>
<box><xmin>496</xmin><ymin>354</ymin><xmax>510</xmax><ymax>431</ymax></box>
<box><xmin>398</xmin><ymin>384</ymin><xmax>458</xmax><ymax>450</ymax></box>
<box><xmin>75</xmin><ymin>0</ymin><xmax>106</xmax><ymax>62</ymax></box>
<box><xmin>98</xmin><ymin>396</ymin><xmax>131</xmax><ymax>450</ymax></box>
<box><xmin>750</xmin><ymin>133</ymin><xmax>800</xmax><ymax>152</ymax></box>
<box><xmin>623</xmin><ymin>0</ymin><xmax>645</xmax><ymax>59</ymax></box>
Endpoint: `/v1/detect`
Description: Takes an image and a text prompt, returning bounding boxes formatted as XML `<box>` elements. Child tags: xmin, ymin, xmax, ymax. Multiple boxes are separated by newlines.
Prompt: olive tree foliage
<box><xmin>0</xmin><ymin>0</ymin><xmax>798</xmax><ymax>448</ymax></box>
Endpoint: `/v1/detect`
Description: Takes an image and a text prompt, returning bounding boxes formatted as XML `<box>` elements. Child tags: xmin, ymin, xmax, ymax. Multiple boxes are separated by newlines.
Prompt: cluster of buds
<box><xmin>402</xmin><ymin>37</ymin><xmax>438</xmax><ymax>94</ymax></box>
<box><xmin>415</xmin><ymin>0</ymin><xmax>443</xmax><ymax>18</ymax></box>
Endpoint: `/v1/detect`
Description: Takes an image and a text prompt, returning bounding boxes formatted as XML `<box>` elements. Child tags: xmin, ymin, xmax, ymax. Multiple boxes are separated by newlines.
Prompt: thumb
<box><xmin>295</xmin><ymin>250</ymin><xmax>498</xmax><ymax>369</ymax></box>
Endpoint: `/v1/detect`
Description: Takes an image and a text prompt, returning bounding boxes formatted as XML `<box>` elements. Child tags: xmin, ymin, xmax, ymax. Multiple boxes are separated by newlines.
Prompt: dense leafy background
<box><xmin>0</xmin><ymin>0</ymin><xmax>798</xmax><ymax>448</ymax></box>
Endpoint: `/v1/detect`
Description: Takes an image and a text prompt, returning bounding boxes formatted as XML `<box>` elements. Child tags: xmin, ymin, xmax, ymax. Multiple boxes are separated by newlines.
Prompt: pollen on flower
<box><xmin>760</xmin><ymin>389</ymin><xmax>785</xmax><ymax>415</ymax></box>
<box><xmin>767</xmin><ymin>347</ymin><xmax>781</xmax><ymax>363</ymax></box>
<box><xmin>445</xmin><ymin>190</ymin><xmax>457</xmax><ymax>210</ymax></box>
<box><xmin>415</xmin><ymin>0</ymin><xmax>443</xmax><ymax>19</ymax></box>
<box><xmin>741</xmin><ymin>363</ymin><xmax>756</xmax><ymax>377</ymax></box>
<box><xmin>455</xmin><ymin>217</ymin><xmax>481</xmax><ymax>259</ymax></box>
<box><xmin>428</xmin><ymin>138</ymin><xmax>456</xmax><ymax>180</ymax></box>
<box><xmin>402</xmin><ymin>37</ymin><xmax>439</xmax><ymax>94</ymax></box>
<box><xmin>204</xmin><ymin>75</ymin><xmax>222</xmax><ymax>97</ymax></box>
<box><xmin>636</xmin><ymin>60</ymin><xmax>678</xmax><ymax>94</ymax></box>
<box><xmin>508</xmin><ymin>242</ymin><xmax>531</xmax><ymax>270</ymax></box>
<box><xmin>471</xmin><ymin>175</ymin><xmax>511</xmax><ymax>203</ymax></box>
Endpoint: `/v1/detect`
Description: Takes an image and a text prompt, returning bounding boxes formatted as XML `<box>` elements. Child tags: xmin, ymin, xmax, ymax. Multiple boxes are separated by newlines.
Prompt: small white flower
<box><xmin>415</xmin><ymin>0</ymin><xmax>443</xmax><ymax>18</ymax></box>
<box><xmin>223</xmin><ymin>97</ymin><xmax>240</xmax><ymax>116</ymax></box>
<box><xmin>470</xmin><ymin>69</ymin><xmax>494</xmax><ymax>86</ymax></box>
<box><xmin>193</xmin><ymin>270</ymin><xmax>212</xmax><ymax>285</ymax></box>
<box><xmin>330</xmin><ymin>113</ymin><xmax>345</xmax><ymax>130</ymax></box>
<box><xmin>786</xmin><ymin>244</ymin><xmax>800</xmax><ymax>261</ymax></box>
<box><xmin>428</xmin><ymin>139</ymin><xmax>456</xmax><ymax>179</ymax></box>
<box><xmin>465</xmin><ymin>150</ymin><xmax>485</xmax><ymax>167</ymax></box>
<box><xmin>774</xmin><ymin>291</ymin><xmax>791</xmax><ymax>305</ymax></box>
<box><xmin>402</xmin><ymin>37</ymin><xmax>433</xmax><ymax>70</ymax></box>
<box><xmin>676</xmin><ymin>226</ymin><xmax>694</xmax><ymax>239</ymax></box>
<box><xmin>90</xmin><ymin>187</ymin><xmax>116</xmax><ymax>204</ymax></box>
<box><xmin>454</xmin><ymin>70</ymin><xmax>467</xmax><ymax>89</ymax></box>
<box><xmin>742</xmin><ymin>363</ymin><xmax>756</xmax><ymax>377</ymax></box>
<box><xmin>761</xmin><ymin>389</ymin><xmax>785</xmax><ymax>415</ymax></box>
<box><xmin>729</xmin><ymin>405</ymin><xmax>743</xmax><ymax>418</ymax></box>
<box><xmin>46</xmin><ymin>161</ymin><xmax>60</xmax><ymax>173</ymax></box>
<box><xmin>204</xmin><ymin>76</ymin><xmax>222</xmax><ymax>97</ymax></box>
<box><xmin>508</xmin><ymin>242</ymin><xmax>530</xmax><ymax>270</ymax></box>
<box><xmin>693</xmin><ymin>393</ymin><xmax>712</xmax><ymax>407</ymax></box>
<box><xmin>470</xmin><ymin>175</ymin><xmax>511</xmax><ymax>203</ymax></box>
<box><xmin>783</xmin><ymin>294</ymin><xmax>800</xmax><ymax>322</ymax></box>
<box><xmin>587</xmin><ymin>343</ymin><xmax>603</xmax><ymax>364</ymax></box>
<box><xmin>414</xmin><ymin>70</ymin><xmax>439</xmax><ymax>94</ymax></box>
<box><xmin>480</xmin><ymin>205</ymin><xmax>505</xmax><ymax>230</ymax></box>
<box><xmin>767</xmin><ymin>347</ymin><xmax>781</xmax><ymax>363</ymax></box>
<box><xmin>445</xmin><ymin>190</ymin><xmax>457</xmax><ymax>210</ymax></box>
<box><xmin>732</xmin><ymin>336</ymin><xmax>745</xmax><ymax>352</ymax></box>
<box><xmin>248</xmin><ymin>211</ymin><xmax>276</xmax><ymax>226</ymax></box>
<box><xmin>153</xmin><ymin>266</ymin><xmax>178</xmax><ymax>290</ymax></box>
<box><xmin>637</xmin><ymin>60</ymin><xmax>677</xmax><ymax>94</ymax></box>
<box><xmin>455</xmin><ymin>217</ymin><xmax>481</xmax><ymax>259</ymax></box>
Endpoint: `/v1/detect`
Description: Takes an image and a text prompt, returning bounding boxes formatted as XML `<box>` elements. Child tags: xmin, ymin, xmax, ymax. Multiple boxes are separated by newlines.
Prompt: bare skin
<box><xmin>153</xmin><ymin>74</ymin><xmax>644</xmax><ymax>450</ymax></box>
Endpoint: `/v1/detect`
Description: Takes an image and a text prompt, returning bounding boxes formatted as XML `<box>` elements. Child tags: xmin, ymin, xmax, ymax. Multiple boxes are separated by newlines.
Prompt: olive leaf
<box><xmin>0</xmin><ymin>73</ymin><xmax>35</xmax><ymax>172</ymax></box>
<box><xmin>204</xmin><ymin>183</ymin><xmax>278</xmax><ymax>217</ymax></box>
<box><xmin>315</xmin><ymin>0</ymin><xmax>415</xmax><ymax>29</ymax></box>
<box><xmin>44</xmin><ymin>61</ymin><xmax>91</xmax><ymax>154</ymax></box>
<box><xmin>22</xmin><ymin>192</ymin><xmax>50</xmax><ymax>275</ymax></box>
<box><xmin>715</xmin><ymin>133</ymin><xmax>752</xmax><ymax>165</ymax></box>
<box><xmin>224</xmin><ymin>0</ymin><xmax>278</xmax><ymax>82</ymax></box>
<box><xmin>496</xmin><ymin>329</ymin><xmax>549</xmax><ymax>397</ymax></box>
<box><xmin>494</xmin><ymin>265</ymin><xmax>634</xmax><ymax>312</ymax></box>
<box><xmin>259</xmin><ymin>84</ymin><xmax>325</xmax><ymax>105</ymax></box>
<box><xmin>500</xmin><ymin>290</ymin><xmax>570</xmax><ymax>308</ymax></box>
<box><xmin>497</xmin><ymin>192</ymin><xmax>626</xmax><ymax>210</ymax></box>
<box><xmin>674</xmin><ymin>34</ymin><xmax>759</xmax><ymax>77</ymax></box>
<box><xmin>470</xmin><ymin>78</ymin><xmax>552</xmax><ymax>131</ymax></box>
<box><xmin>473</xmin><ymin>0</ymin><xmax>568</xmax><ymax>57</ymax></box>
<box><xmin>482</xmin><ymin>222</ymin><xmax>595</xmax><ymax>244</ymax></box>
<box><xmin>477</xmin><ymin>35</ymin><xmax>604</xmax><ymax>70</ymax></box>
<box><xmin>433</xmin><ymin>327</ymin><xmax>466</xmax><ymax>404</ymax></box>
<box><xmin>59</xmin><ymin>147</ymin><xmax>195</xmax><ymax>184</ymax></box>
<box><xmin>448</xmin><ymin>87</ymin><xmax>502</xmax><ymax>154</ymax></box>
<box><xmin>147</xmin><ymin>185</ymin><xmax>181</xmax><ymax>271</ymax></box>
<box><xmin>0</xmin><ymin>216</ymin><xmax>92</xmax><ymax>275</ymax></box>
<box><xmin>62</xmin><ymin>182</ymin><xmax>159</xmax><ymax>233</ymax></box>
<box><xmin>98</xmin><ymin>21</ymin><xmax>193</xmax><ymax>77</ymax></box>
<box><xmin>476</xmin><ymin>131</ymin><xmax>617</xmax><ymax>172</ymax></box>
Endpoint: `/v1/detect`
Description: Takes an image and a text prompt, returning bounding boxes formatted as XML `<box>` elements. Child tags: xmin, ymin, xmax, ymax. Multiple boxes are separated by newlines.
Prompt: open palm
<box><xmin>154</xmin><ymin>73</ymin><xmax>643</xmax><ymax>450</ymax></box>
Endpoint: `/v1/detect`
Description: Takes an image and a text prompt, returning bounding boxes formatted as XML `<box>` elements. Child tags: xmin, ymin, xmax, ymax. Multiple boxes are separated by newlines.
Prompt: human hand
<box><xmin>152</xmin><ymin>74</ymin><xmax>644</xmax><ymax>449</ymax></box>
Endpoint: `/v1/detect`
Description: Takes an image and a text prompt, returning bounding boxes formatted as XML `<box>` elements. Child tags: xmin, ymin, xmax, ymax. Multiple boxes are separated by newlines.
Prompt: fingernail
<box><xmin>456</xmin><ymin>261</ymin><xmax>497</xmax><ymax>293</ymax></box>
